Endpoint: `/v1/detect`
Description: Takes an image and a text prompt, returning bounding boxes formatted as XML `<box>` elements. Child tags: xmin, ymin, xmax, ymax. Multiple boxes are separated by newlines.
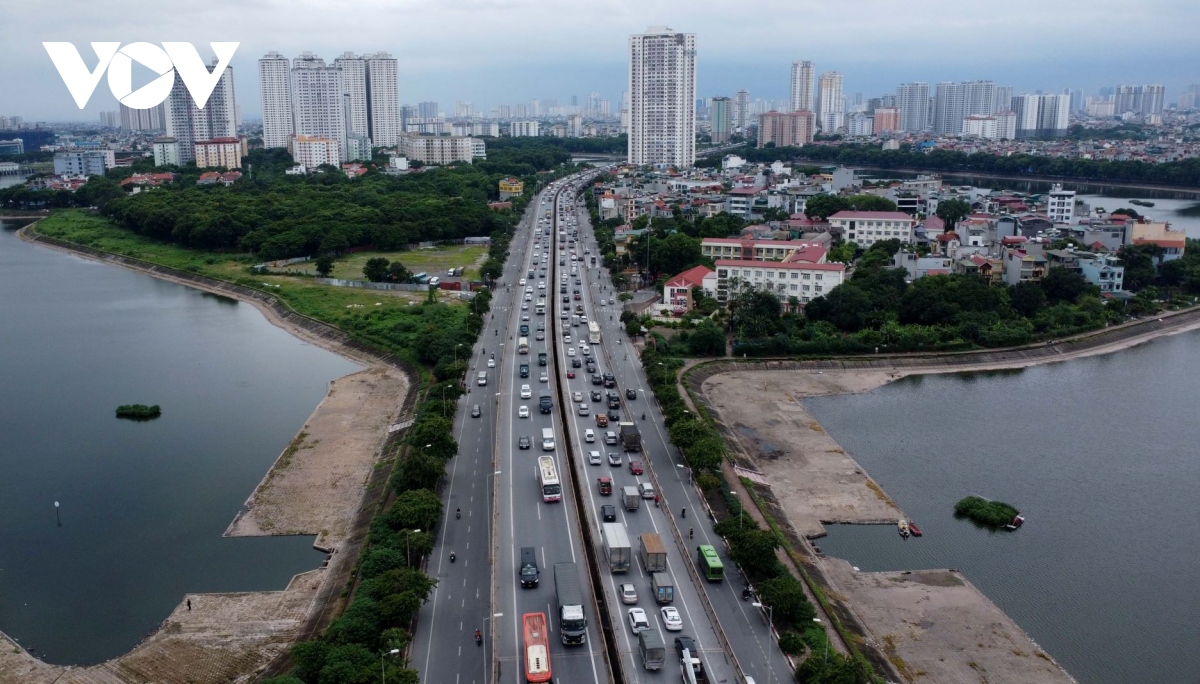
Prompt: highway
<box><xmin>570</xmin><ymin>188</ymin><xmax>795</xmax><ymax>684</ymax></box>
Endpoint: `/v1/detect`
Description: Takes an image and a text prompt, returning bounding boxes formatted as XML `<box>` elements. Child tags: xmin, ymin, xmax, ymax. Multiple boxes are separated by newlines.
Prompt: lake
<box><xmin>807</xmin><ymin>332</ymin><xmax>1200</xmax><ymax>684</ymax></box>
<box><xmin>0</xmin><ymin>220</ymin><xmax>360</xmax><ymax>664</ymax></box>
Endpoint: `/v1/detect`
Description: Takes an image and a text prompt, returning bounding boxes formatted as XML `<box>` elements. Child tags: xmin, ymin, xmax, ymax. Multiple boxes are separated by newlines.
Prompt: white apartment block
<box><xmin>790</xmin><ymin>61</ymin><xmax>815</xmax><ymax>113</ymax></box>
<box><xmin>961</xmin><ymin>115</ymin><xmax>998</xmax><ymax>139</ymax></box>
<box><xmin>472</xmin><ymin>121</ymin><xmax>500</xmax><ymax>137</ymax></box>
<box><xmin>815</xmin><ymin>72</ymin><xmax>844</xmax><ymax>132</ymax></box>
<box><xmin>259</xmin><ymin>52</ymin><xmax>293</xmax><ymax>148</ymax></box>
<box><xmin>628</xmin><ymin>26</ymin><xmax>696</xmax><ymax>167</ymax></box>
<box><xmin>153</xmin><ymin>137</ymin><xmax>180</xmax><ymax>167</ymax></box>
<box><xmin>995</xmin><ymin>110</ymin><xmax>1017</xmax><ymax>140</ymax></box>
<box><xmin>120</xmin><ymin>102</ymin><xmax>165</xmax><ymax>131</ymax></box>
<box><xmin>193</xmin><ymin>137</ymin><xmax>242</xmax><ymax>169</ymax></box>
<box><xmin>701</xmin><ymin>238</ymin><xmax>828</xmax><ymax>262</ymax></box>
<box><xmin>510</xmin><ymin>120</ymin><xmax>540</xmax><ymax>137</ymax></box>
<box><xmin>365</xmin><ymin>53</ymin><xmax>400</xmax><ymax>146</ymax></box>
<box><xmin>713</xmin><ymin>260</ymin><xmax>846</xmax><ymax>306</ymax></box>
<box><xmin>1047</xmin><ymin>184</ymin><xmax>1076</xmax><ymax>224</ymax></box>
<box><xmin>164</xmin><ymin>62</ymin><xmax>236</xmax><ymax>163</ymax></box>
<box><xmin>828</xmin><ymin>211</ymin><xmax>916</xmax><ymax>248</ymax></box>
<box><xmin>53</xmin><ymin>150</ymin><xmax>115</xmax><ymax>176</ymax></box>
<box><xmin>896</xmin><ymin>82</ymin><xmax>930</xmax><ymax>132</ymax></box>
<box><xmin>846</xmin><ymin>112</ymin><xmax>873</xmax><ymax>137</ymax></box>
<box><xmin>291</xmin><ymin>53</ymin><xmax>345</xmax><ymax>163</ymax></box>
<box><xmin>334</xmin><ymin>53</ymin><xmax>369</xmax><ymax>138</ymax></box>
<box><xmin>289</xmin><ymin>135</ymin><xmax>340</xmax><ymax>168</ymax></box>
<box><xmin>400</xmin><ymin>135</ymin><xmax>477</xmax><ymax>165</ymax></box>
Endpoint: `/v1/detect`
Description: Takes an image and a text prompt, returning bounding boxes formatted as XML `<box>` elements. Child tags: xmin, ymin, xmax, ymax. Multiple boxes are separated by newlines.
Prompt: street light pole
<box><xmin>752</xmin><ymin>603</ymin><xmax>774</xmax><ymax>684</ymax></box>
<box><xmin>381</xmin><ymin>647</ymin><xmax>400</xmax><ymax>683</ymax></box>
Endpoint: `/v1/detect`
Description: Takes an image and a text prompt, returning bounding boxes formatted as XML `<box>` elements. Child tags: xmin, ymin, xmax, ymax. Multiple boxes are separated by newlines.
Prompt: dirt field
<box><xmin>0</xmin><ymin>570</ymin><xmax>324</xmax><ymax>684</ymax></box>
<box><xmin>820</xmin><ymin>558</ymin><xmax>1075</xmax><ymax>684</ymax></box>
<box><xmin>225</xmin><ymin>366</ymin><xmax>408</xmax><ymax>551</ymax></box>
<box><xmin>701</xmin><ymin>370</ymin><xmax>904</xmax><ymax>538</ymax></box>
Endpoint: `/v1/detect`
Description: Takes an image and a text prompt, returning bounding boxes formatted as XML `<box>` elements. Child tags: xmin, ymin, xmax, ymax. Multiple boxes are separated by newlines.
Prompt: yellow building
<box><xmin>499</xmin><ymin>177</ymin><xmax>524</xmax><ymax>199</ymax></box>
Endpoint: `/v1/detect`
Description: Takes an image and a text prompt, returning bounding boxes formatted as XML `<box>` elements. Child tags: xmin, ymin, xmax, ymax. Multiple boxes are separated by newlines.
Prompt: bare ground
<box><xmin>225</xmin><ymin>366</ymin><xmax>408</xmax><ymax>551</ymax></box>
<box><xmin>820</xmin><ymin>558</ymin><xmax>1076</xmax><ymax>684</ymax></box>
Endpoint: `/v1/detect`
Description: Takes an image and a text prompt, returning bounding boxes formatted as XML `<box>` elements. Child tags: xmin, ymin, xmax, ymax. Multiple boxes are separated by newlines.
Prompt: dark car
<box><xmin>591</xmin><ymin>374</ymin><xmax>603</xmax><ymax>386</ymax></box>
<box><xmin>601</xmin><ymin>504</ymin><xmax>617</xmax><ymax>522</ymax></box>
<box><xmin>607</xmin><ymin>409</ymin><xmax>621</xmax><ymax>421</ymax></box>
<box><xmin>590</xmin><ymin>389</ymin><xmax>602</xmax><ymax>402</ymax></box>
<box><xmin>626</xmin><ymin>388</ymin><xmax>637</xmax><ymax>399</ymax></box>
<box><xmin>572</xmin><ymin>357</ymin><xmax>582</xmax><ymax>368</ymax></box>
<box><xmin>561</xmin><ymin>295</ymin><xmax>570</xmax><ymax>303</ymax></box>
<box><xmin>471</xmin><ymin>404</ymin><xmax>481</xmax><ymax>417</ymax></box>
<box><xmin>586</xmin><ymin>362</ymin><xmax>598</xmax><ymax>374</ymax></box>
<box><xmin>603</xmin><ymin>373</ymin><xmax>616</xmax><ymax>388</ymax></box>
<box><xmin>518</xmin><ymin>435</ymin><xmax>531</xmax><ymax>450</ymax></box>
<box><xmin>674</xmin><ymin>635</ymin><xmax>697</xmax><ymax>657</ymax></box>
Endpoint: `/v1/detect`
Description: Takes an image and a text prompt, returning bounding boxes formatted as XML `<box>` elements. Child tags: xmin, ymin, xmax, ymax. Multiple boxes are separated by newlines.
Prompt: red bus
<box><xmin>523</xmin><ymin>612</ymin><xmax>552</xmax><ymax>682</ymax></box>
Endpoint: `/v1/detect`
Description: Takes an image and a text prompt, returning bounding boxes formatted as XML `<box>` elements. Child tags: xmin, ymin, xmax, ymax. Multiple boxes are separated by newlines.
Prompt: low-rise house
<box><xmin>662</xmin><ymin>265</ymin><xmax>714</xmax><ymax>314</ymax></box>
<box><xmin>701</xmin><ymin>237</ymin><xmax>828</xmax><ymax>263</ymax></box>
<box><xmin>196</xmin><ymin>170</ymin><xmax>242</xmax><ymax>187</ymax></box>
<box><xmin>1130</xmin><ymin>222</ymin><xmax>1186</xmax><ymax>263</ymax></box>
<box><xmin>893</xmin><ymin>251</ymin><xmax>954</xmax><ymax>280</ymax></box>
<box><xmin>954</xmin><ymin>254</ymin><xmax>1003</xmax><ymax>284</ymax></box>
<box><xmin>1077</xmin><ymin>253</ymin><xmax>1124</xmax><ymax>292</ymax></box>
<box><xmin>1002</xmin><ymin>248</ymin><xmax>1047</xmax><ymax>285</ymax></box>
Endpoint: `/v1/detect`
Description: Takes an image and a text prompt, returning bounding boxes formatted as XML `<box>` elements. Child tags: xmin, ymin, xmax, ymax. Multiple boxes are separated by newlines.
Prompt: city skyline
<box><xmin>2</xmin><ymin>0</ymin><xmax>1198</xmax><ymax>122</ymax></box>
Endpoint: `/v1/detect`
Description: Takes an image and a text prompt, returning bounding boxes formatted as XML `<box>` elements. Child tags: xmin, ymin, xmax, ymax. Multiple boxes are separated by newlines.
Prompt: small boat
<box><xmin>897</xmin><ymin>519</ymin><xmax>910</xmax><ymax>539</ymax></box>
<box><xmin>1005</xmin><ymin>514</ymin><xmax>1025</xmax><ymax>530</ymax></box>
<box><xmin>908</xmin><ymin>522</ymin><xmax>923</xmax><ymax>537</ymax></box>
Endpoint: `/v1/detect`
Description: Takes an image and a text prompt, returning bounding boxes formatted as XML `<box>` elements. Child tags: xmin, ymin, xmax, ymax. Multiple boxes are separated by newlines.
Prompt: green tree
<box><xmin>846</xmin><ymin>194</ymin><xmax>898</xmax><ymax>212</ymax></box>
<box><xmin>727</xmin><ymin>527</ymin><xmax>782</xmax><ymax>578</ymax></box>
<box><xmin>756</xmin><ymin>575</ymin><xmax>816</xmax><ymax>626</ymax></box>
<box><xmin>935</xmin><ymin>198</ymin><xmax>972</xmax><ymax>229</ymax></box>
<box><xmin>1010</xmin><ymin>280</ymin><xmax>1047</xmax><ymax>317</ymax></box>
<box><xmin>363</xmin><ymin>257</ymin><xmax>390</xmax><ymax>282</ymax></box>
<box><xmin>408</xmin><ymin>415</ymin><xmax>457</xmax><ymax>461</ymax></box>
<box><xmin>314</xmin><ymin>255</ymin><xmax>335</xmax><ymax>277</ymax></box>
<box><xmin>684</xmin><ymin>436</ymin><xmax>725</xmax><ymax>471</ymax></box>
<box><xmin>384</xmin><ymin>489</ymin><xmax>443</xmax><ymax>531</ymax></box>
<box><xmin>1039</xmin><ymin>266</ymin><xmax>1092</xmax><ymax>303</ymax></box>
<box><xmin>387</xmin><ymin>260</ymin><xmax>413</xmax><ymax>282</ymax></box>
<box><xmin>826</xmin><ymin>242</ymin><xmax>858</xmax><ymax>264</ymax></box>
<box><xmin>803</xmin><ymin>194</ymin><xmax>851</xmax><ymax>221</ymax></box>
<box><xmin>687</xmin><ymin>321</ymin><xmax>726</xmax><ymax>356</ymax></box>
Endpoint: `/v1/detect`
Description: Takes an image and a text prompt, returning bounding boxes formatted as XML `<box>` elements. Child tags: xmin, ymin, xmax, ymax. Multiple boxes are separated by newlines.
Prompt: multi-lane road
<box><xmin>412</xmin><ymin>171</ymin><xmax>791</xmax><ymax>684</ymax></box>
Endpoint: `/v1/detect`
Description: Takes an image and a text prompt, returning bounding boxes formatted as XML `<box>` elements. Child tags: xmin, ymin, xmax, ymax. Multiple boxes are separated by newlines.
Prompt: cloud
<box><xmin>1</xmin><ymin>0</ymin><xmax>1196</xmax><ymax>120</ymax></box>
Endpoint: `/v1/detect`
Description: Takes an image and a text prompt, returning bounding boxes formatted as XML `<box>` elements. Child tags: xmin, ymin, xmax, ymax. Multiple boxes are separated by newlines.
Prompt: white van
<box><xmin>638</xmin><ymin>482</ymin><xmax>656</xmax><ymax>500</ymax></box>
<box><xmin>477</xmin><ymin>371</ymin><xmax>488</xmax><ymax>386</ymax></box>
<box><xmin>541</xmin><ymin>428</ymin><xmax>556</xmax><ymax>451</ymax></box>
<box><xmin>584</xmin><ymin>428</ymin><xmax>595</xmax><ymax>442</ymax></box>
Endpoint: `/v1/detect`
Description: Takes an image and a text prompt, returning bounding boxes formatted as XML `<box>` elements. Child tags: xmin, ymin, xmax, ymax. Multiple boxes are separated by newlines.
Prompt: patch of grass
<box><xmin>865</xmin><ymin>479</ymin><xmax>895</xmax><ymax>506</ymax></box>
<box><xmin>282</xmin><ymin>245</ymin><xmax>488</xmax><ymax>282</ymax></box>
<box><xmin>274</xmin><ymin>431</ymin><xmax>310</xmax><ymax>471</ymax></box>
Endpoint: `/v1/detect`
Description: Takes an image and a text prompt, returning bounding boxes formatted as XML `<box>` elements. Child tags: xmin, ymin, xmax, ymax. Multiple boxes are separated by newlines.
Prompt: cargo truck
<box><xmin>651</xmin><ymin>572</ymin><xmax>675</xmax><ymax>604</ymax></box>
<box><xmin>553</xmin><ymin>563</ymin><xmax>587</xmax><ymax>645</ymax></box>
<box><xmin>601</xmin><ymin>522</ymin><xmax>631</xmax><ymax>573</ymax></box>
<box><xmin>680</xmin><ymin>647</ymin><xmax>710</xmax><ymax>684</ymax></box>
<box><xmin>638</xmin><ymin>629</ymin><xmax>666</xmax><ymax>671</ymax></box>
<box><xmin>639</xmin><ymin>533</ymin><xmax>667</xmax><ymax>573</ymax></box>
<box><xmin>619</xmin><ymin>422</ymin><xmax>641</xmax><ymax>452</ymax></box>
<box><xmin>538</xmin><ymin>391</ymin><xmax>553</xmax><ymax>414</ymax></box>
<box><xmin>622</xmin><ymin>485</ymin><xmax>640</xmax><ymax>511</ymax></box>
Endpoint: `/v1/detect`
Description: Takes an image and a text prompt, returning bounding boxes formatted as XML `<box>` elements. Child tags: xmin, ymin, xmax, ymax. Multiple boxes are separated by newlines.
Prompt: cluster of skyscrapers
<box><xmin>258</xmin><ymin>50</ymin><xmax>400</xmax><ymax>167</ymax></box>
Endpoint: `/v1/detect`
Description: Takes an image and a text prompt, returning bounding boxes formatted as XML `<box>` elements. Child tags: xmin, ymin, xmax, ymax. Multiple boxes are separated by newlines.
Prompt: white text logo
<box><xmin>43</xmin><ymin>42</ymin><xmax>239</xmax><ymax>110</ymax></box>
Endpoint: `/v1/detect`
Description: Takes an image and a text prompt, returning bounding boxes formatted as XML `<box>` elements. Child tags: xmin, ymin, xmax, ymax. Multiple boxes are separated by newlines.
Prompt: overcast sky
<box><xmin>2</xmin><ymin>0</ymin><xmax>1197</xmax><ymax>122</ymax></box>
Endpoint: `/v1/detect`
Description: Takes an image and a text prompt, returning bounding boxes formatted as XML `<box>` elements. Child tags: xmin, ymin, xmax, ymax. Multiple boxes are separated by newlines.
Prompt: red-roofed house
<box><xmin>662</xmin><ymin>265</ymin><xmax>714</xmax><ymax>314</ymax></box>
<box><xmin>713</xmin><ymin>259</ymin><xmax>846</xmax><ymax>308</ymax></box>
<box><xmin>827</xmin><ymin>211</ymin><xmax>916</xmax><ymax>247</ymax></box>
<box><xmin>954</xmin><ymin>254</ymin><xmax>1002</xmax><ymax>284</ymax></box>
<box><xmin>1131</xmin><ymin>222</ymin><xmax>1186</xmax><ymax>263</ymax></box>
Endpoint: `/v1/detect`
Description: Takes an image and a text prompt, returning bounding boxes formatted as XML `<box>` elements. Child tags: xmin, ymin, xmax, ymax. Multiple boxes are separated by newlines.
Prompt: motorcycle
<box><xmin>475</xmin><ymin>630</ymin><xmax>482</xmax><ymax>646</ymax></box>
<box><xmin>450</xmin><ymin>551</ymin><xmax>457</xmax><ymax>563</ymax></box>
<box><xmin>456</xmin><ymin>508</ymin><xmax>461</xmax><ymax>519</ymax></box>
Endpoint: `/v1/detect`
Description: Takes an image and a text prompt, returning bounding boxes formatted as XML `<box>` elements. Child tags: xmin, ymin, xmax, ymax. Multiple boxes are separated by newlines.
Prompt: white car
<box><xmin>566</xmin><ymin>347</ymin><xmax>576</xmax><ymax>357</ymax></box>
<box><xmin>627</xmin><ymin>607</ymin><xmax>650</xmax><ymax>635</ymax></box>
<box><xmin>522</xmin><ymin>314</ymin><xmax>530</xmax><ymax>321</ymax></box>
<box><xmin>608</xmin><ymin>452</ymin><xmax>622</xmax><ymax>466</ymax></box>
<box><xmin>519</xmin><ymin>278</ymin><xmax>526</xmax><ymax>286</ymax></box>
<box><xmin>588</xmin><ymin>450</ymin><xmax>602</xmax><ymax>465</ymax></box>
<box><xmin>620</xmin><ymin>583</ymin><xmax>638</xmax><ymax>604</ymax></box>
<box><xmin>584</xmin><ymin>428</ymin><xmax>595</xmax><ymax>442</ymax></box>
<box><xmin>520</xmin><ymin>384</ymin><xmax>532</xmax><ymax>399</ymax></box>
<box><xmin>564</xmin><ymin>335</ymin><xmax>572</xmax><ymax>344</ymax></box>
<box><xmin>573</xmin><ymin>391</ymin><xmax>583</xmax><ymax>402</ymax></box>
<box><xmin>539</xmin><ymin>372</ymin><xmax>549</xmax><ymax>383</ymax></box>
<box><xmin>525</xmin><ymin>294</ymin><xmax>532</xmax><ymax>302</ymax></box>
<box><xmin>525</xmin><ymin>286</ymin><xmax>533</xmax><ymax>294</ymax></box>
<box><xmin>578</xmin><ymin>403</ymin><xmax>590</xmax><ymax>416</ymax></box>
<box><xmin>660</xmin><ymin>606</ymin><xmax>683</xmax><ymax>631</ymax></box>
<box><xmin>522</xmin><ymin>302</ymin><xmax>529</xmax><ymax>310</ymax></box>
<box><xmin>518</xmin><ymin>405</ymin><xmax>530</xmax><ymax>418</ymax></box>
<box><xmin>538</xmin><ymin>281</ymin><xmax>546</xmax><ymax>289</ymax></box>
<box><xmin>609</xmin><ymin>298</ymin><xmax>616</xmax><ymax>305</ymax></box>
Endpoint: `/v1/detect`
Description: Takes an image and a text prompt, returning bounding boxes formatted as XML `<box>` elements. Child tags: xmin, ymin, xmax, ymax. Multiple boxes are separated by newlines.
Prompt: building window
<box><xmin>815</xmin><ymin>274</ymin><xmax>823</xmax><ymax>280</ymax></box>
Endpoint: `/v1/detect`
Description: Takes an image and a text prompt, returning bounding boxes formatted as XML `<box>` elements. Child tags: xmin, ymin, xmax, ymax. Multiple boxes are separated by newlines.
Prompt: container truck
<box><xmin>651</xmin><ymin>572</ymin><xmax>675</xmax><ymax>604</ymax></box>
<box><xmin>601</xmin><ymin>522</ymin><xmax>631</xmax><ymax>573</ymax></box>
<box><xmin>639</xmin><ymin>533</ymin><xmax>667</xmax><ymax>573</ymax></box>
<box><xmin>553</xmin><ymin>563</ymin><xmax>587</xmax><ymax>645</ymax></box>
<box><xmin>622</xmin><ymin>485</ymin><xmax>641</xmax><ymax>511</ymax></box>
<box><xmin>619</xmin><ymin>422</ymin><xmax>641</xmax><ymax>452</ymax></box>
<box><xmin>638</xmin><ymin>629</ymin><xmax>666</xmax><ymax>671</ymax></box>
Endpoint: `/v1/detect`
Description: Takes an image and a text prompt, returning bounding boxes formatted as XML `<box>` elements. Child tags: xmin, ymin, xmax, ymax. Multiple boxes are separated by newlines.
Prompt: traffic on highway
<box><xmin>413</xmin><ymin>169</ymin><xmax>790</xmax><ymax>684</ymax></box>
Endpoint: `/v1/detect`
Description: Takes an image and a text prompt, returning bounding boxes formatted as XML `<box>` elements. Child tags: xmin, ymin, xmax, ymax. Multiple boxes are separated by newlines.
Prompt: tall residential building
<box><xmin>995</xmin><ymin>110</ymin><xmax>1017</xmax><ymax>140</ymax></box>
<box><xmin>873</xmin><ymin>107</ymin><xmax>900</xmax><ymax>134</ymax></box>
<box><xmin>164</xmin><ymin>60</ymin><xmax>236</xmax><ymax>163</ymax></box>
<box><xmin>364</xmin><ymin>52</ymin><xmax>400</xmax><ymax>146</ymax></box>
<box><xmin>120</xmin><ymin>102</ymin><xmax>165</xmax><ymax>131</ymax></box>
<box><xmin>259</xmin><ymin>51</ymin><xmax>293</xmax><ymax>148</ymax></box>
<box><xmin>627</xmin><ymin>26</ymin><xmax>697</xmax><ymax>167</ymax></box>
<box><xmin>1114</xmin><ymin>84</ymin><xmax>1165</xmax><ymax>115</ymax></box>
<box><xmin>99</xmin><ymin>111</ymin><xmax>119</xmax><ymax>128</ymax></box>
<box><xmin>994</xmin><ymin>85</ymin><xmax>1013</xmax><ymax>112</ymax></box>
<box><xmin>333</xmin><ymin>52</ymin><xmax>369</xmax><ymax>137</ymax></box>
<box><xmin>567</xmin><ymin>114</ymin><xmax>583</xmax><ymax>137</ymax></box>
<box><xmin>510</xmin><ymin>120</ymin><xmax>540</xmax><ymax>137</ymax></box>
<box><xmin>710</xmin><ymin>96</ymin><xmax>732</xmax><ymax>143</ymax></box>
<box><xmin>496</xmin><ymin>104</ymin><xmax>512</xmax><ymax>119</ymax></box>
<box><xmin>418</xmin><ymin>101</ymin><xmax>439</xmax><ymax>119</ymax></box>
<box><xmin>757</xmin><ymin>110</ymin><xmax>815</xmax><ymax>148</ymax></box>
<box><xmin>733</xmin><ymin>89</ymin><xmax>750</xmax><ymax>130</ymax></box>
<box><xmin>290</xmin><ymin>53</ymin><xmax>345</xmax><ymax>162</ymax></box>
<box><xmin>515</xmin><ymin>103</ymin><xmax>529</xmax><ymax>117</ymax></box>
<box><xmin>815</xmin><ymin>72</ymin><xmax>844</xmax><ymax>132</ymax></box>
<box><xmin>789</xmin><ymin>61</ymin><xmax>815</xmax><ymax>113</ymax></box>
<box><xmin>194</xmin><ymin>137</ymin><xmax>242</xmax><ymax>168</ymax></box>
<box><xmin>1012</xmin><ymin>93</ymin><xmax>1069</xmax><ymax>138</ymax></box>
<box><xmin>153</xmin><ymin>136</ymin><xmax>180</xmax><ymax>166</ymax></box>
<box><xmin>1068</xmin><ymin>88</ymin><xmax>1085</xmax><ymax>113</ymax></box>
<box><xmin>896</xmin><ymin>82</ymin><xmax>930</xmax><ymax>132</ymax></box>
<box><xmin>934</xmin><ymin>80</ymin><xmax>995</xmax><ymax>135</ymax></box>
<box><xmin>846</xmin><ymin>112</ymin><xmax>873</xmax><ymax>137</ymax></box>
<box><xmin>531</xmin><ymin>99</ymin><xmax>541</xmax><ymax>117</ymax></box>
<box><xmin>455</xmin><ymin>102</ymin><xmax>473</xmax><ymax>118</ymax></box>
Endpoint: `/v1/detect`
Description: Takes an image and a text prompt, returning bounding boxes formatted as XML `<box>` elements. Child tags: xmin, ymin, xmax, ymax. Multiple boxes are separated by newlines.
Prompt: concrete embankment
<box><xmin>680</xmin><ymin>312</ymin><xmax>1200</xmax><ymax>683</ymax></box>
<box><xmin>7</xmin><ymin>224</ymin><xmax>421</xmax><ymax>683</ymax></box>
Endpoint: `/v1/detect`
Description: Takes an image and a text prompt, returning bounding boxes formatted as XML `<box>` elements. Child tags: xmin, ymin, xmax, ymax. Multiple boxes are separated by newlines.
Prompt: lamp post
<box><xmin>732</xmin><ymin>490</ymin><xmax>743</xmax><ymax>531</ymax></box>
<box><xmin>813</xmin><ymin>617</ymin><xmax>827</xmax><ymax>665</ymax></box>
<box><xmin>381</xmin><ymin>647</ymin><xmax>400</xmax><ymax>683</ymax></box>
<box><xmin>406</xmin><ymin>529</ymin><xmax>422</xmax><ymax>566</ymax></box>
<box><xmin>54</xmin><ymin>501</ymin><xmax>60</xmax><ymax>527</ymax></box>
<box><xmin>453</xmin><ymin>342</ymin><xmax>464</xmax><ymax>365</ymax></box>
<box><xmin>751</xmin><ymin>603</ymin><xmax>774</xmax><ymax>684</ymax></box>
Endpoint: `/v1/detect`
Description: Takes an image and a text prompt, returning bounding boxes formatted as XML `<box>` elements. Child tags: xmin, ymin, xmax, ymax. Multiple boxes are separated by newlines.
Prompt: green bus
<box><xmin>696</xmin><ymin>545</ymin><xmax>724</xmax><ymax>582</ymax></box>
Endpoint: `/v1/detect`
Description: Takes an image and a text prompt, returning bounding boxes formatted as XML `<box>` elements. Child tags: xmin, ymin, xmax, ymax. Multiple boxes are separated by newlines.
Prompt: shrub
<box><xmin>953</xmin><ymin>495</ymin><xmax>1020</xmax><ymax>527</ymax></box>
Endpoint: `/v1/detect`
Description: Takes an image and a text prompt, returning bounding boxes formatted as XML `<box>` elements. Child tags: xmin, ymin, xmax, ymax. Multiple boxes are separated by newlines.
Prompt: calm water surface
<box><xmin>0</xmin><ymin>221</ymin><xmax>360</xmax><ymax>664</ymax></box>
<box><xmin>807</xmin><ymin>334</ymin><xmax>1200</xmax><ymax>684</ymax></box>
